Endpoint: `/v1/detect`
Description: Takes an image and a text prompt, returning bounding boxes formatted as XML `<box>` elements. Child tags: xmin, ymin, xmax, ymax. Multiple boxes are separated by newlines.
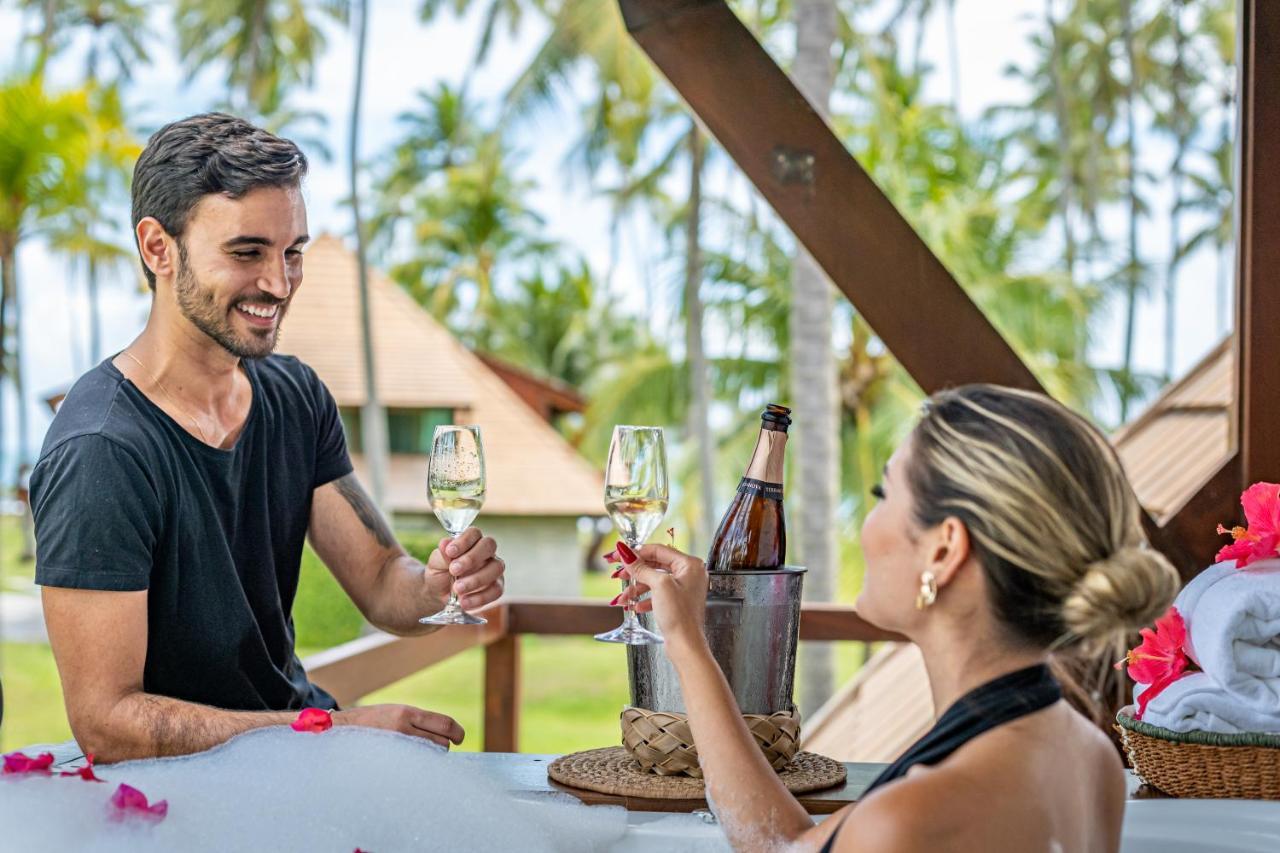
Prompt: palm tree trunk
<box><xmin>945</xmin><ymin>0</ymin><xmax>961</xmax><ymax>113</ymax></box>
<box><xmin>244</xmin><ymin>0</ymin><xmax>268</xmax><ymax>113</ymax></box>
<box><xmin>9</xmin><ymin>248</ymin><xmax>30</xmax><ymax>467</ymax></box>
<box><xmin>37</xmin><ymin>0</ymin><xmax>56</xmax><ymax>71</ymax></box>
<box><xmin>684</xmin><ymin>122</ymin><xmax>715</xmax><ymax>553</ymax></box>
<box><xmin>349</xmin><ymin>0</ymin><xmax>390</xmax><ymax>512</ymax></box>
<box><xmin>1047</xmin><ymin>4</ymin><xmax>1077</xmax><ymax>279</ymax></box>
<box><xmin>1</xmin><ymin>240</ymin><xmax>13</xmax><ymax>477</ymax></box>
<box><xmin>1119</xmin><ymin>0</ymin><xmax>1141</xmax><ymax>422</ymax></box>
<box><xmin>1164</xmin><ymin>7</ymin><xmax>1189</xmax><ymax>382</ymax></box>
<box><xmin>792</xmin><ymin>0</ymin><xmax>840</xmax><ymax>718</ymax></box>
<box><xmin>87</xmin><ymin>254</ymin><xmax>102</xmax><ymax>363</ymax></box>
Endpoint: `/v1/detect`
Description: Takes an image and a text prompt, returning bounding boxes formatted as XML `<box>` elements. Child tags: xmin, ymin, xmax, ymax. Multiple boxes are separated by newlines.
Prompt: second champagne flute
<box><xmin>420</xmin><ymin>425</ymin><xmax>488</xmax><ymax>626</ymax></box>
<box><xmin>595</xmin><ymin>425</ymin><xmax>668</xmax><ymax>645</ymax></box>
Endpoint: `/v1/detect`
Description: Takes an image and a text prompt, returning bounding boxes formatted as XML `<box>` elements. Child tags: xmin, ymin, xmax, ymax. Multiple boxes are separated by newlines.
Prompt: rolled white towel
<box><xmin>1174</xmin><ymin>558</ymin><xmax>1280</xmax><ymax>699</ymax></box>
<box><xmin>1136</xmin><ymin>671</ymin><xmax>1280</xmax><ymax>735</ymax></box>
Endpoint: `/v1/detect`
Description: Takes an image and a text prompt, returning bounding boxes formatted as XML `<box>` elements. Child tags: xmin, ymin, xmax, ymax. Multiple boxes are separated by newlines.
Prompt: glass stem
<box><xmin>446</xmin><ymin>591</ymin><xmax>462</xmax><ymax>612</ymax></box>
<box><xmin>621</xmin><ymin>538</ymin><xmax>639</xmax><ymax>625</ymax></box>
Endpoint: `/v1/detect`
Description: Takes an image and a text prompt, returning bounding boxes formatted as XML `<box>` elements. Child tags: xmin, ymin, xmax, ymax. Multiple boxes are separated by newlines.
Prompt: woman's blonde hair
<box><xmin>906</xmin><ymin>384</ymin><xmax>1180</xmax><ymax>649</ymax></box>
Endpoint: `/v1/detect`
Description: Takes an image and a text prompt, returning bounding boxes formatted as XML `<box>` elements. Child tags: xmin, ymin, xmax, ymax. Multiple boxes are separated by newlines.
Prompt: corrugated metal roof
<box><xmin>276</xmin><ymin>235</ymin><xmax>604</xmax><ymax>517</ymax></box>
<box><xmin>804</xmin><ymin>340</ymin><xmax>1235</xmax><ymax>762</ymax></box>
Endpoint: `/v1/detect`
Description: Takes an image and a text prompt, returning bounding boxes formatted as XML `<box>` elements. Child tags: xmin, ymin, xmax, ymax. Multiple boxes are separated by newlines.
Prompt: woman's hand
<box><xmin>616</xmin><ymin>543</ymin><xmax>709</xmax><ymax>658</ymax></box>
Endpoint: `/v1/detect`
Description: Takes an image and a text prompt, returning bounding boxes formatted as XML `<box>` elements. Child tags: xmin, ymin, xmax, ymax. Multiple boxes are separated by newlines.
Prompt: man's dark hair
<box><xmin>131</xmin><ymin>113</ymin><xmax>308</xmax><ymax>290</ymax></box>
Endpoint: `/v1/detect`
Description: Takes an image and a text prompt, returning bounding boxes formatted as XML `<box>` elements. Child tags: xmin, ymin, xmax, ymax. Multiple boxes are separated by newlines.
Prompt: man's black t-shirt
<box><xmin>30</xmin><ymin>354</ymin><xmax>353</xmax><ymax>712</ymax></box>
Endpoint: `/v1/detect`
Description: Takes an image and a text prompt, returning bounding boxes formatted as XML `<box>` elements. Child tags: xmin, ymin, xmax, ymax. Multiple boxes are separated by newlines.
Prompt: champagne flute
<box><xmin>594</xmin><ymin>425</ymin><xmax>668</xmax><ymax>645</ymax></box>
<box><xmin>420</xmin><ymin>425</ymin><xmax>488</xmax><ymax>626</ymax></box>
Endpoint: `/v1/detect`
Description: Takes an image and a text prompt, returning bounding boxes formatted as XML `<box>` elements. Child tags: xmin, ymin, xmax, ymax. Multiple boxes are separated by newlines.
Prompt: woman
<box><xmin>616</xmin><ymin>385</ymin><xmax>1180</xmax><ymax>852</ymax></box>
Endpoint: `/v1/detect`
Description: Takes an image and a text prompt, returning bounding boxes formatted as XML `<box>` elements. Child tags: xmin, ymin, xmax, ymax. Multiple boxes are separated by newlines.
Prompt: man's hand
<box><xmin>333</xmin><ymin>704</ymin><xmax>465</xmax><ymax>749</ymax></box>
<box><xmin>426</xmin><ymin>527</ymin><xmax>506</xmax><ymax>611</ymax></box>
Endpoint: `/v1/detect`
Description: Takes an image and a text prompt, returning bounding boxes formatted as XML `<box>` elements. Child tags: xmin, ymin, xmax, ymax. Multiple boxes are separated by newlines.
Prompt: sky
<box><xmin>0</xmin><ymin>0</ymin><xmax>1232</xmax><ymax>481</ymax></box>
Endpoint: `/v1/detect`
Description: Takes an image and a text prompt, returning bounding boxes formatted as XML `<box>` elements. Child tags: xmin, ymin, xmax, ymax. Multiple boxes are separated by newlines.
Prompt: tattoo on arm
<box><xmin>333</xmin><ymin>473</ymin><xmax>396</xmax><ymax>548</ymax></box>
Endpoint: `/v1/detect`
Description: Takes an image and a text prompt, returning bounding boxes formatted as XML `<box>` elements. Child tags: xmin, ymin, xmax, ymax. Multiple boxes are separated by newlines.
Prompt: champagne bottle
<box><xmin>706</xmin><ymin>404</ymin><xmax>790</xmax><ymax>571</ymax></box>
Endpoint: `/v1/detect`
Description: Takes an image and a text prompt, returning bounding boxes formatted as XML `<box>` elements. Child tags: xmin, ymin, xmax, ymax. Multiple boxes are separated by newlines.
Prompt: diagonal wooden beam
<box><xmin>617</xmin><ymin>0</ymin><xmax>1042</xmax><ymax>394</ymax></box>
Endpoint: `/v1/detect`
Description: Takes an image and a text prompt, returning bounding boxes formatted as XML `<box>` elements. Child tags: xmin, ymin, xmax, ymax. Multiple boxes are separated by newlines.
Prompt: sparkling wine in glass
<box><xmin>595</xmin><ymin>425</ymin><xmax>668</xmax><ymax>645</ymax></box>
<box><xmin>420</xmin><ymin>425</ymin><xmax>488</xmax><ymax>626</ymax></box>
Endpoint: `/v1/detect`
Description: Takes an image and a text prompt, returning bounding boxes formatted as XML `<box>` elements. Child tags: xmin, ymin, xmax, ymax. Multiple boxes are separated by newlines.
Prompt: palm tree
<box><xmin>342</xmin><ymin>0</ymin><xmax>390</xmax><ymax>511</ymax></box>
<box><xmin>1177</xmin><ymin>131</ymin><xmax>1233</xmax><ymax>338</ymax></box>
<box><xmin>173</xmin><ymin>0</ymin><xmax>348</xmax><ymax>116</ymax></box>
<box><xmin>1154</xmin><ymin>0</ymin><xmax>1201</xmax><ymax>381</ymax></box>
<box><xmin>374</xmin><ymin>97</ymin><xmax>552</xmax><ymax>349</ymax></box>
<box><xmin>791</xmin><ymin>0</ymin><xmax>842</xmax><ymax>717</ymax></box>
<box><xmin>0</xmin><ymin>76</ymin><xmax>131</xmax><ymax>470</ymax></box>
<box><xmin>497</xmin><ymin>0</ymin><xmax>722</xmax><ymax>550</ymax></box>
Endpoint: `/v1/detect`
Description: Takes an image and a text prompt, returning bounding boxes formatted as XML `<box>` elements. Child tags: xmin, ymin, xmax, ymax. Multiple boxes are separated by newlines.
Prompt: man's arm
<box><xmin>308</xmin><ymin>472</ymin><xmax>505</xmax><ymax>635</ymax></box>
<box><xmin>43</xmin><ymin>586</ymin><xmax>465</xmax><ymax>763</ymax></box>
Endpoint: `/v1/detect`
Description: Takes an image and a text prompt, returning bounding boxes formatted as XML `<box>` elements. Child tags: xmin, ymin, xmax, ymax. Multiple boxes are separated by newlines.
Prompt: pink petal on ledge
<box><xmin>60</xmin><ymin>753</ymin><xmax>105</xmax><ymax>782</ymax></box>
<box><xmin>108</xmin><ymin>783</ymin><xmax>168</xmax><ymax>823</ymax></box>
<box><xmin>2</xmin><ymin>752</ymin><xmax>54</xmax><ymax>775</ymax></box>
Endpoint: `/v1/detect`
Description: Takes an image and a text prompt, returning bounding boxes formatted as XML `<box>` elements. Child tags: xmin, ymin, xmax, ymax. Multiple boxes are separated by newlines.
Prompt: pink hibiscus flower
<box><xmin>1116</xmin><ymin>606</ymin><xmax>1192</xmax><ymax>719</ymax></box>
<box><xmin>1216</xmin><ymin>482</ymin><xmax>1280</xmax><ymax>568</ymax></box>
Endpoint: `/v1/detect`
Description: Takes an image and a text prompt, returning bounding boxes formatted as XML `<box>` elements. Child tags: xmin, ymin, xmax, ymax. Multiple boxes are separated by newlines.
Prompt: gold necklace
<box><xmin>121</xmin><ymin>349</ymin><xmax>214</xmax><ymax>445</ymax></box>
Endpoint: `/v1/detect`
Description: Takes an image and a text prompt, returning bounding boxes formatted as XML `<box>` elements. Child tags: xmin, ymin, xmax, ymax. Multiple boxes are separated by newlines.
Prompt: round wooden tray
<box><xmin>548</xmin><ymin>746</ymin><xmax>846</xmax><ymax>800</ymax></box>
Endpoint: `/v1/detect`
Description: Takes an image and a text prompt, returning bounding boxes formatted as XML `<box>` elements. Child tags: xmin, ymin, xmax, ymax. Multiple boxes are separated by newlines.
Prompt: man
<box><xmin>30</xmin><ymin>114</ymin><xmax>505</xmax><ymax>763</ymax></box>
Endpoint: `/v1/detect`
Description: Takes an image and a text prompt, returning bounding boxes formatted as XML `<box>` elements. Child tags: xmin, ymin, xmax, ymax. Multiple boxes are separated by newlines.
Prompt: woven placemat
<box><xmin>548</xmin><ymin>746</ymin><xmax>846</xmax><ymax>799</ymax></box>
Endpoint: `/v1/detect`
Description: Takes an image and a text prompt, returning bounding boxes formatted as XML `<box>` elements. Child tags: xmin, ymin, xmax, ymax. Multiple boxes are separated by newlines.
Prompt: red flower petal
<box><xmin>1217</xmin><ymin>483</ymin><xmax>1280</xmax><ymax>567</ymax></box>
<box><xmin>1123</xmin><ymin>606</ymin><xmax>1190</xmax><ymax>686</ymax></box>
<box><xmin>108</xmin><ymin>784</ymin><xmax>168</xmax><ymax>823</ymax></box>
<box><xmin>291</xmin><ymin>707</ymin><xmax>333</xmax><ymax>733</ymax></box>
<box><xmin>1135</xmin><ymin>670</ymin><xmax>1189</xmax><ymax>720</ymax></box>
<box><xmin>60</xmin><ymin>753</ymin><xmax>105</xmax><ymax>782</ymax></box>
<box><xmin>2</xmin><ymin>752</ymin><xmax>54</xmax><ymax>775</ymax></box>
<box><xmin>1240</xmin><ymin>482</ymin><xmax>1280</xmax><ymax>535</ymax></box>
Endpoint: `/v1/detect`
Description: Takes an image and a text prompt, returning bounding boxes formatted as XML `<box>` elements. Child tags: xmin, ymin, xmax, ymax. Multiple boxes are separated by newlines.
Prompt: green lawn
<box><xmin>1</xmin><ymin>514</ymin><xmax>869</xmax><ymax>753</ymax></box>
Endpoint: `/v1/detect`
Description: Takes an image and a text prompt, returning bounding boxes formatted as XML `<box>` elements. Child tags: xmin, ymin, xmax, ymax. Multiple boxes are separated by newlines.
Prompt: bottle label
<box><xmin>738</xmin><ymin>477</ymin><xmax>783</xmax><ymax>501</ymax></box>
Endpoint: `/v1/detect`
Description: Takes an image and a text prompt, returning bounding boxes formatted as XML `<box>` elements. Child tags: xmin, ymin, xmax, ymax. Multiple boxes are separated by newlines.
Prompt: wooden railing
<box><xmin>301</xmin><ymin>597</ymin><xmax>902</xmax><ymax>752</ymax></box>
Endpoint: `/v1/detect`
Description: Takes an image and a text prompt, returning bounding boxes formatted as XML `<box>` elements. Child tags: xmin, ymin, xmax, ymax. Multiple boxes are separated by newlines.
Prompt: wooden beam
<box><xmin>483</xmin><ymin>634</ymin><xmax>521</xmax><ymax>752</ymax></box>
<box><xmin>1236</xmin><ymin>0</ymin><xmax>1280</xmax><ymax>488</ymax></box>
<box><xmin>303</xmin><ymin>603</ymin><xmax>507</xmax><ymax>707</ymax></box>
<box><xmin>507</xmin><ymin>598</ymin><xmax>623</xmax><ymax>636</ymax></box>
<box><xmin>797</xmin><ymin>603</ymin><xmax>905</xmax><ymax>643</ymax></box>
<box><xmin>617</xmin><ymin>0</ymin><xmax>1042</xmax><ymax>395</ymax></box>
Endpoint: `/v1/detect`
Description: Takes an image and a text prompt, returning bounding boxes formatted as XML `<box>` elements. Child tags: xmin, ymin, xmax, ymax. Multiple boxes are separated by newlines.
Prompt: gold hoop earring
<box><xmin>916</xmin><ymin>571</ymin><xmax>938</xmax><ymax>610</ymax></box>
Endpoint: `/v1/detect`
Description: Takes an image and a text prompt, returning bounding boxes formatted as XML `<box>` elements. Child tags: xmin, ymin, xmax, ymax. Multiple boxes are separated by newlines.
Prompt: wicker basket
<box><xmin>1116</xmin><ymin>709</ymin><xmax>1280</xmax><ymax>799</ymax></box>
<box><xmin>621</xmin><ymin>706</ymin><xmax>800</xmax><ymax>778</ymax></box>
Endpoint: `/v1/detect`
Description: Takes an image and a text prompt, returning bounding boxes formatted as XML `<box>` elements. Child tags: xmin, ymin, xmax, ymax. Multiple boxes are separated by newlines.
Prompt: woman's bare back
<box><xmin>835</xmin><ymin>702</ymin><xmax>1126</xmax><ymax>853</ymax></box>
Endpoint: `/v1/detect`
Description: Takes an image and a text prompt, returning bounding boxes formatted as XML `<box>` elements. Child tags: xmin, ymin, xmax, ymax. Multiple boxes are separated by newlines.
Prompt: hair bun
<box><xmin>1060</xmin><ymin>545</ymin><xmax>1180</xmax><ymax>642</ymax></box>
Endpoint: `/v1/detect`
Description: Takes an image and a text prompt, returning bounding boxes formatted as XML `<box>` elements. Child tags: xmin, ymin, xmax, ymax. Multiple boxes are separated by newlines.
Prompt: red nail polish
<box><xmin>610</xmin><ymin>566</ymin><xmax>625</xmax><ymax>579</ymax></box>
<box><xmin>602</xmin><ymin>550</ymin><xmax>618</xmax><ymax>563</ymax></box>
<box><xmin>609</xmin><ymin>592</ymin><xmax>624</xmax><ymax>606</ymax></box>
<box><xmin>617</xmin><ymin>541</ymin><xmax>638</xmax><ymax>564</ymax></box>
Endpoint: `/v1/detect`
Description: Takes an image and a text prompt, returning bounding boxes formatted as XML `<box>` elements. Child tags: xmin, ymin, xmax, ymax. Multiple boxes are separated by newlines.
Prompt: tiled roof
<box><xmin>276</xmin><ymin>235</ymin><xmax>604</xmax><ymax>517</ymax></box>
<box><xmin>804</xmin><ymin>339</ymin><xmax>1235</xmax><ymax>761</ymax></box>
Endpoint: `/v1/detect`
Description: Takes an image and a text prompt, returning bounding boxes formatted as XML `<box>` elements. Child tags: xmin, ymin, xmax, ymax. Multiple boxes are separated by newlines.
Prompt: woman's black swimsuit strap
<box><xmin>817</xmin><ymin>663</ymin><xmax>1061</xmax><ymax>853</ymax></box>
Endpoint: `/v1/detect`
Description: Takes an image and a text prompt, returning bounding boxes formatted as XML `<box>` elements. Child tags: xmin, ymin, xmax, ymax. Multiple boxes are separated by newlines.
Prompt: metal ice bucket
<box><xmin>627</xmin><ymin>566</ymin><xmax>806</xmax><ymax>716</ymax></box>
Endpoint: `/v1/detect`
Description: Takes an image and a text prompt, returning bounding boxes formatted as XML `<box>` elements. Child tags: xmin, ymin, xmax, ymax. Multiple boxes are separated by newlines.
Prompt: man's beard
<box><xmin>174</xmin><ymin>245</ymin><xmax>288</xmax><ymax>360</ymax></box>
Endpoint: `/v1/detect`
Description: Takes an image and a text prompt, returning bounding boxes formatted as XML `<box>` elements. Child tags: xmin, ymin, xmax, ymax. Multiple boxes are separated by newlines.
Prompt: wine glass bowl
<box><xmin>595</xmin><ymin>425</ymin><xmax>669</xmax><ymax>645</ymax></box>
<box><xmin>420</xmin><ymin>425</ymin><xmax>488</xmax><ymax>626</ymax></box>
